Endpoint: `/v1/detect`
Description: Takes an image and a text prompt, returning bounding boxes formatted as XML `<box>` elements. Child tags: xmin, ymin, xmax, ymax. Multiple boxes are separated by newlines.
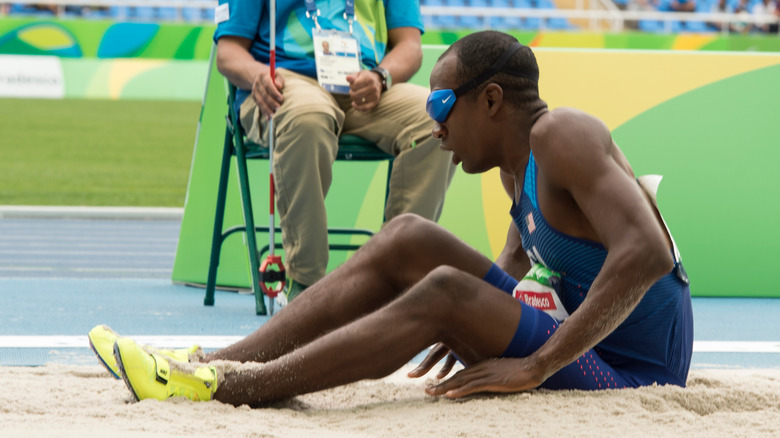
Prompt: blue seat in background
<box><xmin>80</xmin><ymin>6</ymin><xmax>112</xmax><ymax>19</ymax></box>
<box><xmin>8</xmin><ymin>4</ymin><xmax>56</xmax><ymax>16</ymax></box>
<box><xmin>63</xmin><ymin>5</ymin><xmax>84</xmax><ymax>17</ymax></box>
<box><xmin>489</xmin><ymin>0</ymin><xmax>524</xmax><ymax>29</ymax></box>
<box><xmin>422</xmin><ymin>0</ymin><xmax>459</xmax><ymax>29</ymax></box>
<box><xmin>536</xmin><ymin>0</ymin><xmax>572</xmax><ymax>30</ymax></box>
<box><xmin>684</xmin><ymin>18</ymin><xmax>713</xmax><ymax>32</ymax></box>
<box><xmin>463</xmin><ymin>0</ymin><xmax>491</xmax><ymax>29</ymax></box>
<box><xmin>651</xmin><ymin>0</ymin><xmax>684</xmax><ymax>32</ymax></box>
<box><xmin>451</xmin><ymin>0</ymin><xmax>482</xmax><ymax>29</ymax></box>
<box><xmin>639</xmin><ymin>19</ymin><xmax>663</xmax><ymax>32</ymax></box>
<box><xmin>130</xmin><ymin>6</ymin><xmax>156</xmax><ymax>20</ymax></box>
<box><xmin>201</xmin><ymin>6</ymin><xmax>215</xmax><ymax>21</ymax></box>
<box><xmin>182</xmin><ymin>7</ymin><xmax>203</xmax><ymax>22</ymax></box>
<box><xmin>684</xmin><ymin>20</ymin><xmax>707</xmax><ymax>32</ymax></box>
<box><xmin>684</xmin><ymin>0</ymin><xmax>718</xmax><ymax>32</ymax></box>
<box><xmin>640</xmin><ymin>19</ymin><xmax>683</xmax><ymax>33</ymax></box>
<box><xmin>514</xmin><ymin>0</ymin><xmax>540</xmax><ymax>29</ymax></box>
<box><xmin>7</xmin><ymin>4</ymin><xmax>25</xmax><ymax>14</ymax></box>
<box><xmin>637</xmin><ymin>0</ymin><xmax>667</xmax><ymax>33</ymax></box>
<box><xmin>109</xmin><ymin>6</ymin><xmax>129</xmax><ymax>19</ymax></box>
<box><xmin>157</xmin><ymin>7</ymin><xmax>179</xmax><ymax>21</ymax></box>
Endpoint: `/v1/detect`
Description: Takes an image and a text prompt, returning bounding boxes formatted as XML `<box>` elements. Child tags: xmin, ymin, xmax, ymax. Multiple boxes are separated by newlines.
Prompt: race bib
<box><xmin>512</xmin><ymin>264</ymin><xmax>570</xmax><ymax>322</ymax></box>
<box><xmin>312</xmin><ymin>29</ymin><xmax>361</xmax><ymax>94</ymax></box>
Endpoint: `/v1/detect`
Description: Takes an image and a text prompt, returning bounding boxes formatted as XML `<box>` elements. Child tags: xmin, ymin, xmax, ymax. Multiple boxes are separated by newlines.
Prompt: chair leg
<box><xmin>383</xmin><ymin>160</ymin><xmax>393</xmax><ymax>222</ymax></box>
<box><xmin>204</xmin><ymin>126</ymin><xmax>234</xmax><ymax>306</ymax></box>
<box><xmin>234</xmin><ymin>138</ymin><xmax>268</xmax><ymax>315</ymax></box>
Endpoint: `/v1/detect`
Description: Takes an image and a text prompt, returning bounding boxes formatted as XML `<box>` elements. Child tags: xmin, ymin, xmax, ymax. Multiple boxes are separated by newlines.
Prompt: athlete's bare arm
<box><xmin>427</xmin><ymin>109</ymin><xmax>674</xmax><ymax>397</ymax></box>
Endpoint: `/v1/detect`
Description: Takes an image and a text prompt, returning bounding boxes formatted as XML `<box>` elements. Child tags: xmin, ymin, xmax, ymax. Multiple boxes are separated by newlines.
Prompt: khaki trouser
<box><xmin>240</xmin><ymin>69</ymin><xmax>455</xmax><ymax>286</ymax></box>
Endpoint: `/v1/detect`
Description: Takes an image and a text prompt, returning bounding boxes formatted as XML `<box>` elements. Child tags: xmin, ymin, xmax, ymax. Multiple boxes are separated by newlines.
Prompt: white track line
<box><xmin>0</xmin><ymin>336</ymin><xmax>243</xmax><ymax>349</ymax></box>
<box><xmin>0</xmin><ymin>267</ymin><xmax>171</xmax><ymax>273</ymax></box>
<box><xmin>0</xmin><ymin>206</ymin><xmax>183</xmax><ymax>220</ymax></box>
<box><xmin>1</xmin><ymin>337</ymin><xmax>779</xmax><ymax>353</ymax></box>
<box><xmin>694</xmin><ymin>341</ymin><xmax>780</xmax><ymax>353</ymax></box>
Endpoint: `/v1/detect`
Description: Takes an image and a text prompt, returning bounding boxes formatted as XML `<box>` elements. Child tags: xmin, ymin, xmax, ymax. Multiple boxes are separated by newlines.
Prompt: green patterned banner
<box><xmin>0</xmin><ymin>18</ymin><xmax>213</xmax><ymax>59</ymax></box>
<box><xmin>2</xmin><ymin>17</ymin><xmax>780</xmax><ymax>61</ymax></box>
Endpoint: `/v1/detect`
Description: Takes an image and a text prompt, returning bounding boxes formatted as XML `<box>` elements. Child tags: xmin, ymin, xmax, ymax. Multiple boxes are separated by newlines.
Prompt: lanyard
<box><xmin>305</xmin><ymin>0</ymin><xmax>357</xmax><ymax>34</ymax></box>
<box><xmin>344</xmin><ymin>0</ymin><xmax>356</xmax><ymax>34</ymax></box>
<box><xmin>304</xmin><ymin>0</ymin><xmax>321</xmax><ymax>30</ymax></box>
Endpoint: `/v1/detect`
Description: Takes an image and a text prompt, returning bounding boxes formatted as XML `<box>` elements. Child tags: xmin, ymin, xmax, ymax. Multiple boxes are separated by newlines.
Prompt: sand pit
<box><xmin>1</xmin><ymin>364</ymin><xmax>779</xmax><ymax>437</ymax></box>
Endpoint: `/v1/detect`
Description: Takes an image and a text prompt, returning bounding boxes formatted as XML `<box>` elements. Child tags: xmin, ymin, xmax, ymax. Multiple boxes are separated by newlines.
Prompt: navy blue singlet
<box><xmin>500</xmin><ymin>152</ymin><xmax>693</xmax><ymax>389</ymax></box>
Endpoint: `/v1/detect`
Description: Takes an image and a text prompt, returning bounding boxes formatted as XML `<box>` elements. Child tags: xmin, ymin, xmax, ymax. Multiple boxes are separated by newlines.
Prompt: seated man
<box><xmin>214</xmin><ymin>0</ymin><xmax>456</xmax><ymax>298</ymax></box>
<box><xmin>92</xmin><ymin>30</ymin><xmax>693</xmax><ymax>405</ymax></box>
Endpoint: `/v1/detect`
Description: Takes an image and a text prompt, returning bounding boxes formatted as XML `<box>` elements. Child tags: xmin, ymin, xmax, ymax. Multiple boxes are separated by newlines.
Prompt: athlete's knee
<box><xmin>406</xmin><ymin>266</ymin><xmax>475</xmax><ymax>314</ymax></box>
<box><xmin>370</xmin><ymin>214</ymin><xmax>438</xmax><ymax>261</ymax></box>
<box><xmin>381</xmin><ymin>213</ymin><xmax>440</xmax><ymax>245</ymax></box>
<box><xmin>424</xmin><ymin>265</ymin><xmax>463</xmax><ymax>295</ymax></box>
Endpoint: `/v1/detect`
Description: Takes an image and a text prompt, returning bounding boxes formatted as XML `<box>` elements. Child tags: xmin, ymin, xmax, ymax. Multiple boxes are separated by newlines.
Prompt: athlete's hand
<box><xmin>346</xmin><ymin>70</ymin><xmax>382</xmax><ymax>112</ymax></box>
<box><xmin>407</xmin><ymin>343</ymin><xmax>458</xmax><ymax>380</ymax></box>
<box><xmin>424</xmin><ymin>358</ymin><xmax>545</xmax><ymax>399</ymax></box>
<box><xmin>251</xmin><ymin>69</ymin><xmax>285</xmax><ymax>119</ymax></box>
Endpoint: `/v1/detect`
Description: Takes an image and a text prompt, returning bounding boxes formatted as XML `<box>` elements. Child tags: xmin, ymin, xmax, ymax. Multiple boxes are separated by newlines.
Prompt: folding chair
<box><xmin>204</xmin><ymin>82</ymin><xmax>394</xmax><ymax>315</ymax></box>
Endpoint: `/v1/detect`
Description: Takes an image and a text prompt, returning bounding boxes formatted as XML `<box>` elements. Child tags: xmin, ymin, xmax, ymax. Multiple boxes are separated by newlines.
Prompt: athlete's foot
<box><xmin>88</xmin><ymin>324</ymin><xmax>202</xmax><ymax>379</ymax></box>
<box><xmin>113</xmin><ymin>337</ymin><xmax>217</xmax><ymax>402</ymax></box>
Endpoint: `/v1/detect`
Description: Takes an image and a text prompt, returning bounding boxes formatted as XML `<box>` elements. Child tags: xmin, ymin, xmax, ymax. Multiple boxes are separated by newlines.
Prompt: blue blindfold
<box><xmin>426</xmin><ymin>42</ymin><xmax>538</xmax><ymax>123</ymax></box>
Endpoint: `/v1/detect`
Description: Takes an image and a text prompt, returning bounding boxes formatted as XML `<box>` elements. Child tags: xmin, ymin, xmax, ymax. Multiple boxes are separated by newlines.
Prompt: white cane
<box><xmin>258</xmin><ymin>0</ymin><xmax>285</xmax><ymax>314</ymax></box>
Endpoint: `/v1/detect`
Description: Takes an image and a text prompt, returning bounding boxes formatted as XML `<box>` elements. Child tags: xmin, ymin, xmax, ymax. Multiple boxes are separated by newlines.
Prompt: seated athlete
<box><xmin>90</xmin><ymin>30</ymin><xmax>693</xmax><ymax>405</ymax></box>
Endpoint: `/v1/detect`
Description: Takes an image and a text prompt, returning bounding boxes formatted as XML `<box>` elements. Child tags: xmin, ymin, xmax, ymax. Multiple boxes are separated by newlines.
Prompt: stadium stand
<box><xmin>2</xmin><ymin>0</ymin><xmax>777</xmax><ymax>33</ymax></box>
<box><xmin>636</xmin><ymin>0</ymin><xmax>778</xmax><ymax>32</ymax></box>
<box><xmin>3</xmin><ymin>0</ymin><xmax>572</xmax><ymax>27</ymax></box>
<box><xmin>4</xmin><ymin>0</ymin><xmax>217</xmax><ymax>22</ymax></box>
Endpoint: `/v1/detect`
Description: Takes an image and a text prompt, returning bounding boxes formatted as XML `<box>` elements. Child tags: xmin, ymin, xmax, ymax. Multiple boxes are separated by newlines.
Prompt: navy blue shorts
<box><xmin>483</xmin><ymin>264</ymin><xmax>687</xmax><ymax>390</ymax></box>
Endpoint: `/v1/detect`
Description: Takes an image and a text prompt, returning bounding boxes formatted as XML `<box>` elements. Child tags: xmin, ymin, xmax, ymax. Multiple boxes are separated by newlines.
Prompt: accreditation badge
<box><xmin>313</xmin><ymin>29</ymin><xmax>361</xmax><ymax>94</ymax></box>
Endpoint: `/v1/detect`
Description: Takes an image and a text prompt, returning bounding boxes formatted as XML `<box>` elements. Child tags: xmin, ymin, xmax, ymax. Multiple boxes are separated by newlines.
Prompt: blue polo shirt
<box><xmin>214</xmin><ymin>0</ymin><xmax>424</xmax><ymax>78</ymax></box>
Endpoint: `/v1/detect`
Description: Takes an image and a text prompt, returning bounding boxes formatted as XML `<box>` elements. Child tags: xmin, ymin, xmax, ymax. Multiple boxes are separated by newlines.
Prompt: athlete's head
<box><xmin>427</xmin><ymin>31</ymin><xmax>543</xmax><ymax>173</ymax></box>
<box><xmin>427</xmin><ymin>31</ymin><xmax>541</xmax><ymax>124</ymax></box>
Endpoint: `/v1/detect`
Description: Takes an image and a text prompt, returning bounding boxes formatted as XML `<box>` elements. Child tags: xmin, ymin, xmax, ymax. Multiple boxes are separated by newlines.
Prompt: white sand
<box><xmin>1</xmin><ymin>364</ymin><xmax>779</xmax><ymax>437</ymax></box>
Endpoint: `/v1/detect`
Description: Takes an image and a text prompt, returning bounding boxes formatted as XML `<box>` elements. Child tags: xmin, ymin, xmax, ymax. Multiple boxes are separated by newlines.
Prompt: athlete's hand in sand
<box><xmin>407</xmin><ymin>343</ymin><xmax>458</xmax><ymax>380</ymax></box>
<box><xmin>423</xmin><ymin>357</ymin><xmax>545</xmax><ymax>398</ymax></box>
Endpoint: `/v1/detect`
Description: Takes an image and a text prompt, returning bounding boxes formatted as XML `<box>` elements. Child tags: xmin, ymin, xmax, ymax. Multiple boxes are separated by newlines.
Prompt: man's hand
<box><xmin>216</xmin><ymin>36</ymin><xmax>282</xmax><ymax>120</ymax></box>
<box><xmin>424</xmin><ymin>358</ymin><xmax>544</xmax><ymax>399</ymax></box>
<box><xmin>407</xmin><ymin>343</ymin><xmax>458</xmax><ymax>380</ymax></box>
<box><xmin>252</xmin><ymin>70</ymin><xmax>285</xmax><ymax>119</ymax></box>
<box><xmin>346</xmin><ymin>70</ymin><xmax>382</xmax><ymax>112</ymax></box>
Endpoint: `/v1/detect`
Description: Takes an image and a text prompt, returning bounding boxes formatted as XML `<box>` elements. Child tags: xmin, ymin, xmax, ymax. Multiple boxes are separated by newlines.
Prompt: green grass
<box><xmin>0</xmin><ymin>98</ymin><xmax>201</xmax><ymax>207</ymax></box>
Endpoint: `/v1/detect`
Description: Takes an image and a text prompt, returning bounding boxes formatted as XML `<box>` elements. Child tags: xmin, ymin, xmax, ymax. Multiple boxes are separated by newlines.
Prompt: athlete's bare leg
<box><xmin>204</xmin><ymin>214</ymin><xmax>495</xmax><ymax>364</ymax></box>
<box><xmin>212</xmin><ymin>264</ymin><xmax>525</xmax><ymax>406</ymax></box>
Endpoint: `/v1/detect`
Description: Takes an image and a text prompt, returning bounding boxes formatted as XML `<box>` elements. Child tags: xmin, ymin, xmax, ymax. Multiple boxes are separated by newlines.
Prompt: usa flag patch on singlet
<box><xmin>526</xmin><ymin>212</ymin><xmax>536</xmax><ymax>234</ymax></box>
<box><xmin>513</xmin><ymin>264</ymin><xmax>570</xmax><ymax>322</ymax></box>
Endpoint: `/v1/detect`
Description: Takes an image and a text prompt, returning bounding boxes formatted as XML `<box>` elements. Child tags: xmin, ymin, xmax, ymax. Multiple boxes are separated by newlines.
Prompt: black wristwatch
<box><xmin>370</xmin><ymin>66</ymin><xmax>392</xmax><ymax>92</ymax></box>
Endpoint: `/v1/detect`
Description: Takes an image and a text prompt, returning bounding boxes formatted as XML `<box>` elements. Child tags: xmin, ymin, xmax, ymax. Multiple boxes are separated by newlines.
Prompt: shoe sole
<box><xmin>88</xmin><ymin>337</ymin><xmax>121</xmax><ymax>380</ymax></box>
<box><xmin>113</xmin><ymin>342</ymin><xmax>141</xmax><ymax>402</ymax></box>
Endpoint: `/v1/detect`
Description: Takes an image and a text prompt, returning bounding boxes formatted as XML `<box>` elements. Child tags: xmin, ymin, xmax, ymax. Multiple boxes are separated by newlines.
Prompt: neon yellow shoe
<box><xmin>114</xmin><ymin>337</ymin><xmax>218</xmax><ymax>402</ymax></box>
<box><xmin>87</xmin><ymin>325</ymin><xmax>201</xmax><ymax>380</ymax></box>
